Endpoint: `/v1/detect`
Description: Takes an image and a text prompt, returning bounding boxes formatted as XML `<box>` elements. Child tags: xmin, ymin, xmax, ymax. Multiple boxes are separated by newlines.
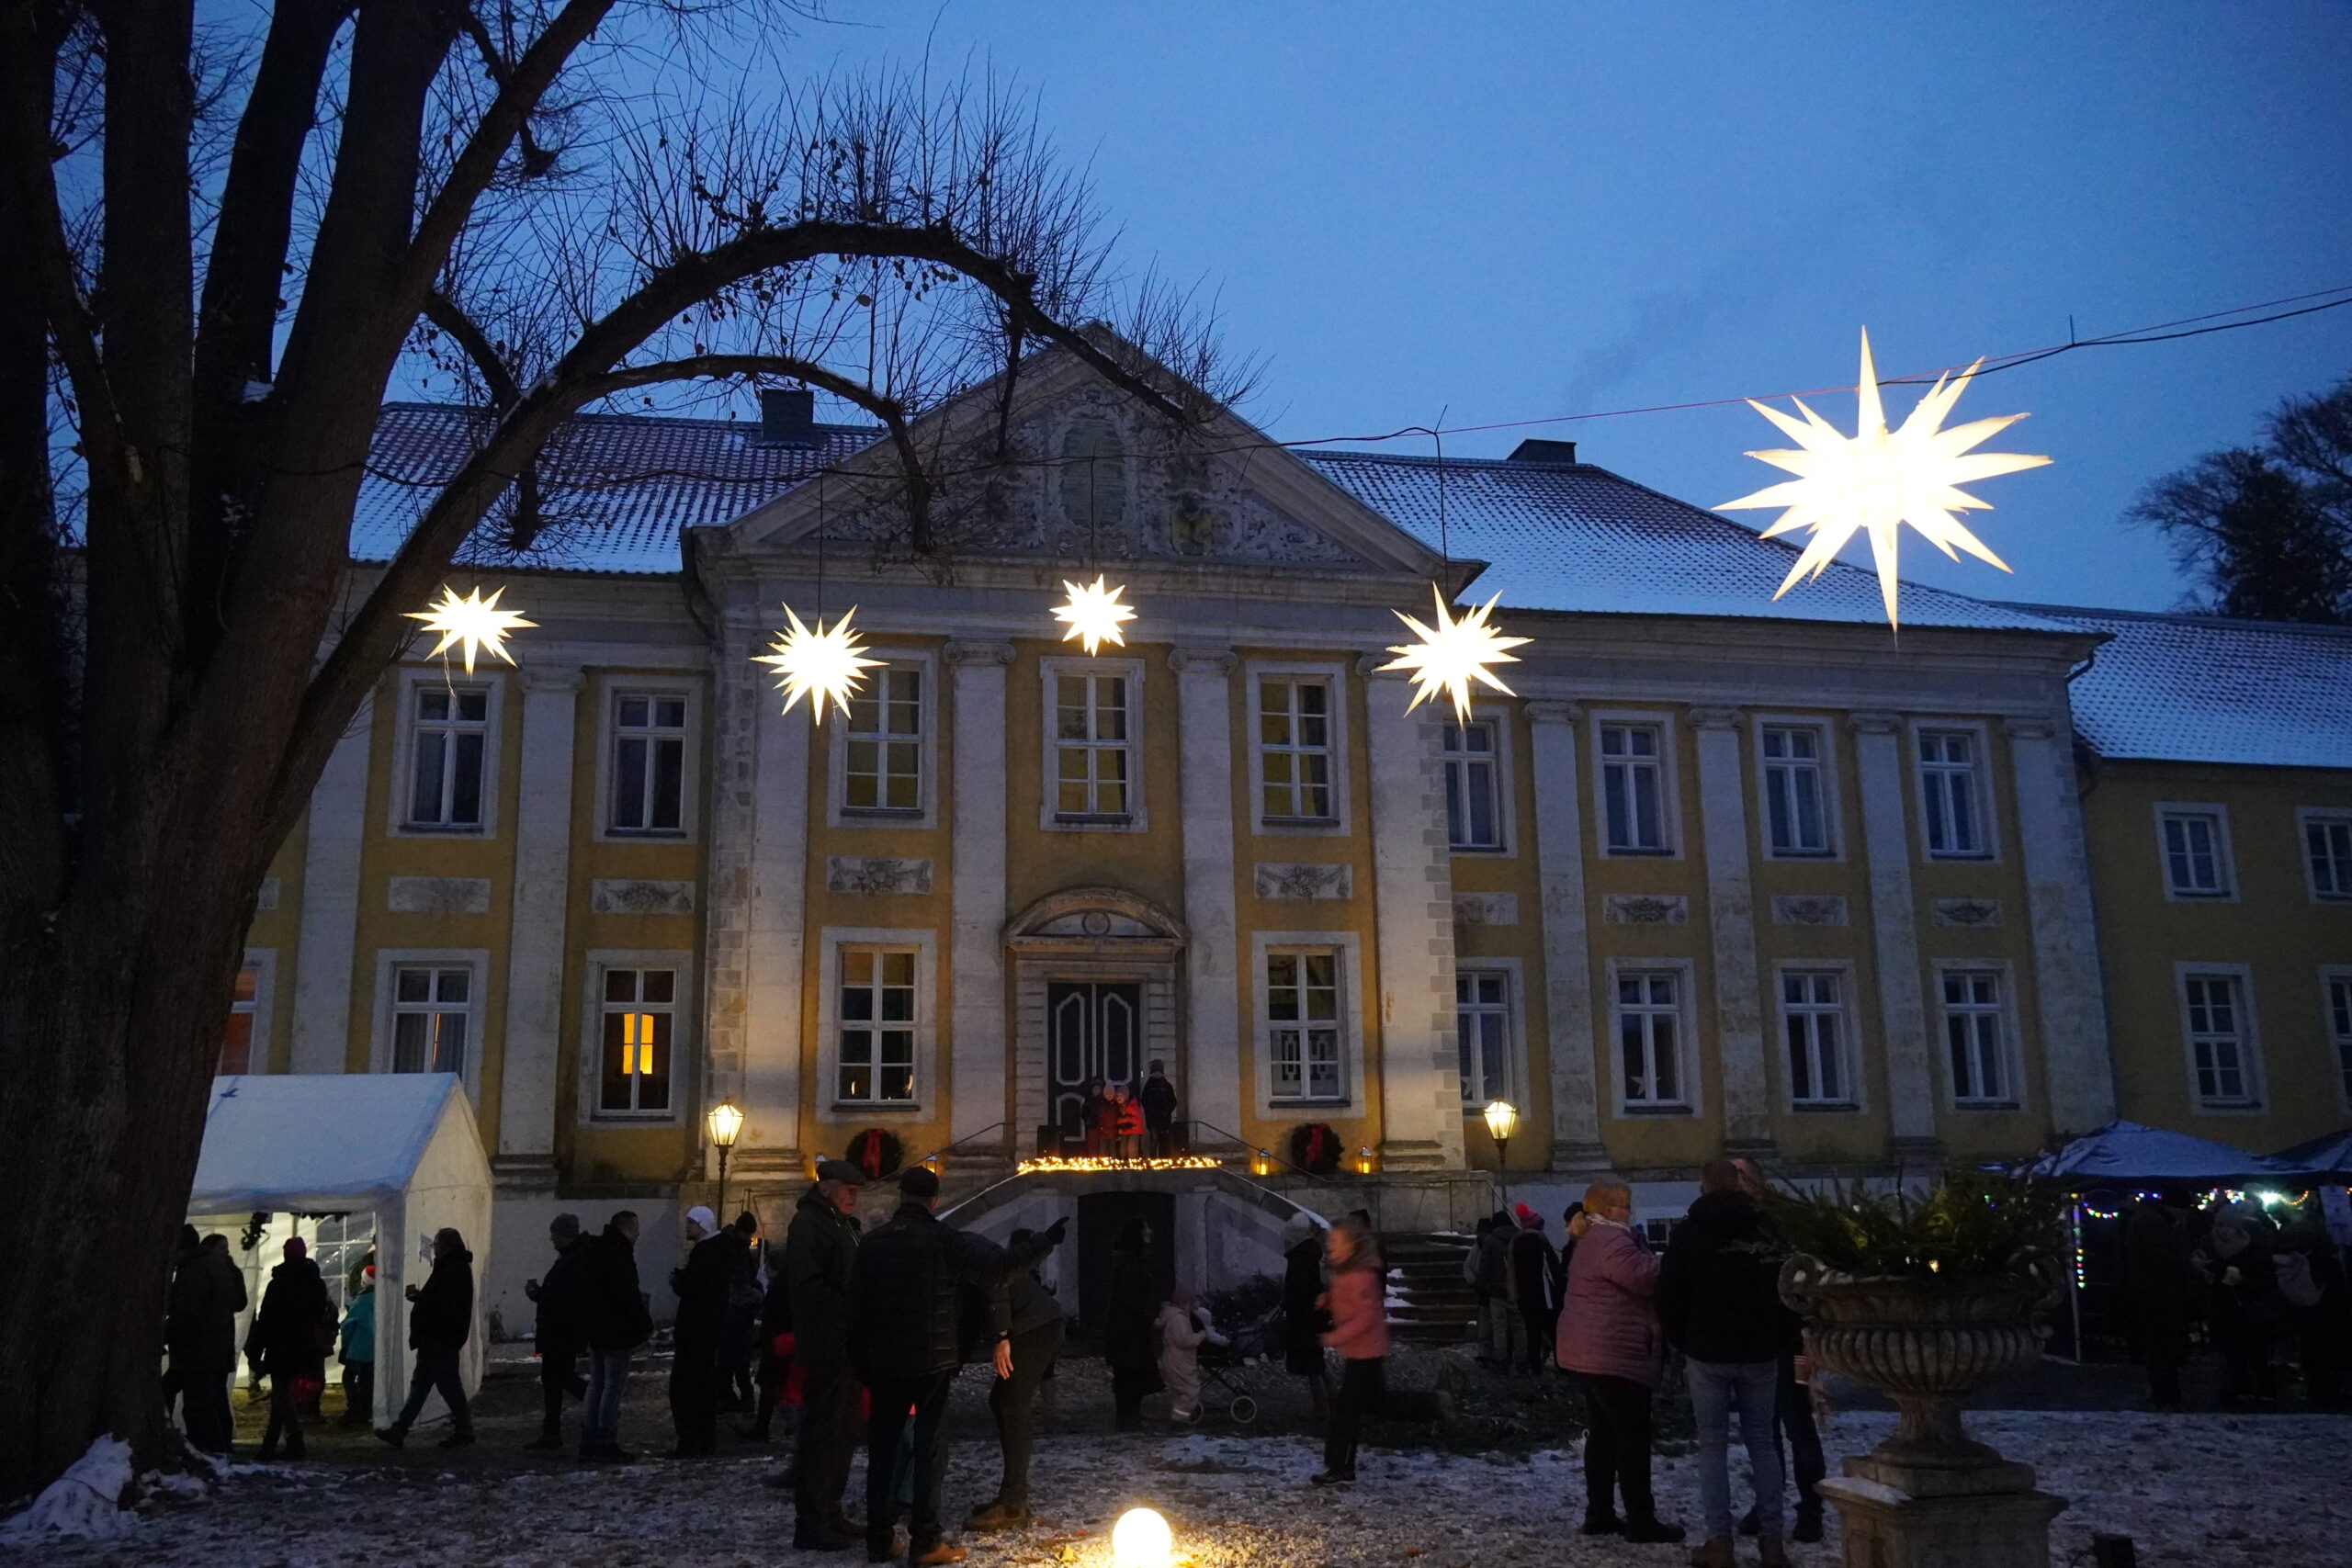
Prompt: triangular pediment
<box><xmin>715</xmin><ymin>336</ymin><xmax>1443</xmax><ymax>579</ymax></box>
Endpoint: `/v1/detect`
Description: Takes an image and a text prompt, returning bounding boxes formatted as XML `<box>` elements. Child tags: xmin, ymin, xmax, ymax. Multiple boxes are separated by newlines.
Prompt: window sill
<box><xmin>1602</xmin><ymin>846</ymin><xmax>1674</xmax><ymax>858</ymax></box>
<box><xmin>841</xmin><ymin>807</ymin><xmax>925</xmax><ymax>821</ymax></box>
<box><xmin>590</xmin><ymin>1111</ymin><xmax>680</xmax><ymax>1124</ymax></box>
<box><xmin>1791</xmin><ymin>1101</ymin><xmax>1860</xmax><ymax>1113</ymax></box>
<box><xmin>1619</xmin><ymin>1102</ymin><xmax>1692</xmax><ymax>1116</ymax></box>
<box><xmin>1270</xmin><ymin>1098</ymin><xmax>1351</xmax><ymax>1110</ymax></box>
<box><xmin>1766</xmin><ymin>849</ymin><xmax>1838</xmax><ymax>862</ymax></box>
<box><xmin>399</xmin><ymin>823</ymin><xmax>486</xmax><ymax>836</ymax></box>
<box><xmin>605</xmin><ymin>828</ymin><xmax>688</xmax><ymax>840</ymax></box>
<box><xmin>1052</xmin><ymin>814</ymin><xmax>1137</xmax><ymax>829</ymax></box>
<box><xmin>830</xmin><ymin>1100</ymin><xmax>922</xmax><ymax>1113</ymax></box>
<box><xmin>1925</xmin><ymin>852</ymin><xmax>1996</xmax><ymax>863</ymax></box>
<box><xmin>2195</xmin><ymin>1100</ymin><xmax>2266</xmax><ymax>1114</ymax></box>
<box><xmin>1449</xmin><ymin>843</ymin><xmax>1510</xmax><ymax>856</ymax></box>
<box><xmin>1261</xmin><ymin>817</ymin><xmax>1341</xmax><ymax>830</ymax></box>
<box><xmin>1953</xmin><ymin>1100</ymin><xmax>2020</xmax><ymax>1112</ymax></box>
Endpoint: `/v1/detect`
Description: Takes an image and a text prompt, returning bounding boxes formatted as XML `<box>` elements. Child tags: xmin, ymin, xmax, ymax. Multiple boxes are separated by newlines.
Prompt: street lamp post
<box><xmin>706</xmin><ymin>1099</ymin><xmax>745</xmax><ymax>1221</ymax></box>
<box><xmin>1482</xmin><ymin>1100</ymin><xmax>1519</xmax><ymax>1209</ymax></box>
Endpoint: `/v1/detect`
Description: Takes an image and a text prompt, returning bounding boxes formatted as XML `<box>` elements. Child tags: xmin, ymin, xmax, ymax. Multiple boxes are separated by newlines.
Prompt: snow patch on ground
<box><xmin>0</xmin><ymin>1439</ymin><xmax>135</xmax><ymax>1544</ymax></box>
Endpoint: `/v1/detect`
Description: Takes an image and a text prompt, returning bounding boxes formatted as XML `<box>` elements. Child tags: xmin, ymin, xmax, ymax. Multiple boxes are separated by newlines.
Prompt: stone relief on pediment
<box><xmin>591</xmin><ymin>878</ymin><xmax>697</xmax><ymax>916</ymax></box>
<box><xmin>1453</xmin><ymin>892</ymin><xmax>1521</xmax><ymax>927</ymax></box>
<box><xmin>1770</xmin><ymin>895</ymin><xmax>1849</xmax><ymax>927</ymax></box>
<box><xmin>1033</xmin><ymin>909</ymin><xmax>1159</xmax><ymax>939</ymax></box>
<box><xmin>1933</xmin><ymin>897</ymin><xmax>2002</xmax><ymax>928</ymax></box>
<box><xmin>1601</xmin><ymin>893</ymin><xmax>1688</xmax><ymax>926</ymax></box>
<box><xmin>1255</xmin><ymin>863</ymin><xmax>1354</xmax><ymax>900</ymax></box>
<box><xmin>825</xmin><ymin>857</ymin><xmax>933</xmax><ymax>897</ymax></box>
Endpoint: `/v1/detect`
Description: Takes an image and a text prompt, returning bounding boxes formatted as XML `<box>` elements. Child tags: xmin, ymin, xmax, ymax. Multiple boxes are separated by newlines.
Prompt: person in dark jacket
<box><xmin>580</xmin><ymin>1210</ymin><xmax>653</xmax><ymax>1461</ymax></box>
<box><xmin>750</xmin><ymin>1230</ymin><xmax>793</xmax><ymax>1444</ymax></box>
<box><xmin>1104</xmin><ymin>1217</ymin><xmax>1163</xmax><ymax>1430</ymax></box>
<box><xmin>1137</xmin><ymin>1061</ymin><xmax>1180</xmax><ymax>1156</ymax></box>
<box><xmin>721</xmin><ymin>1212</ymin><xmax>763</xmax><ymax>1416</ymax></box>
<box><xmin>2124</xmin><ymin>1194</ymin><xmax>2196</xmax><ymax>1411</ymax></box>
<box><xmin>787</xmin><ymin>1161</ymin><xmax>867</xmax><ymax>1550</ymax></box>
<box><xmin>1474</xmin><ymin>1210</ymin><xmax>1522</xmax><ymax>1369</ymax></box>
<box><xmin>966</xmin><ymin>1222</ymin><xmax>1071</xmax><ymax>1532</ymax></box>
<box><xmin>1659</xmin><ymin>1161</ymin><xmax>1787</xmax><ymax>1568</ymax></box>
<box><xmin>666</xmin><ymin>1204</ymin><xmax>733</xmax><ymax>1458</ymax></box>
<box><xmin>524</xmin><ymin>1212</ymin><xmax>594</xmax><ymax>1449</ymax></box>
<box><xmin>848</xmin><ymin>1166</ymin><xmax>1051</xmax><ymax>1566</ymax></box>
<box><xmin>246</xmin><ymin>1236</ymin><xmax>331</xmax><ymax>1461</ymax></box>
<box><xmin>377</xmin><ymin>1227</ymin><xmax>476</xmax><ymax>1448</ymax></box>
<box><xmin>1279</xmin><ymin>1213</ymin><xmax>1331</xmax><ymax>1416</ymax></box>
<box><xmin>167</xmin><ymin>1230</ymin><xmax>247</xmax><ymax>1454</ymax></box>
<box><xmin>1506</xmin><ymin>1204</ymin><xmax>1563</xmax><ymax>1373</ymax></box>
<box><xmin>1728</xmin><ymin>1159</ymin><xmax>1823</xmax><ymax>1546</ymax></box>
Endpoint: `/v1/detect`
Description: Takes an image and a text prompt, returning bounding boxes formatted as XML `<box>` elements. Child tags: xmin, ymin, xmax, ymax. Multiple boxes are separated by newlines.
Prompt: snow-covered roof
<box><xmin>2016</xmin><ymin>604</ymin><xmax>2352</xmax><ymax>771</ymax></box>
<box><xmin>1294</xmin><ymin>450</ymin><xmax>2075</xmax><ymax>633</ymax></box>
<box><xmin>188</xmin><ymin>1073</ymin><xmax>488</xmax><ymax>1214</ymax></box>
<box><xmin>354</xmin><ymin>402</ymin><xmax>880</xmax><ymax>576</ymax></box>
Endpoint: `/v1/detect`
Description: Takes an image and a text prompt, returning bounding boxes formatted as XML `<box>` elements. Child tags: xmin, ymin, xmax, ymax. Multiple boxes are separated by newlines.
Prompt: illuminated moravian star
<box><xmin>752</xmin><ymin>604</ymin><xmax>884</xmax><ymax>723</ymax></box>
<box><xmin>1716</xmin><ymin>328</ymin><xmax>2051</xmax><ymax>628</ymax></box>
<box><xmin>1379</xmin><ymin>586</ymin><xmax>1531</xmax><ymax>723</ymax></box>
<box><xmin>1052</xmin><ymin>576</ymin><xmax>1138</xmax><ymax>656</ymax></box>
<box><xmin>403</xmin><ymin>584</ymin><xmax>536</xmax><ymax>673</ymax></box>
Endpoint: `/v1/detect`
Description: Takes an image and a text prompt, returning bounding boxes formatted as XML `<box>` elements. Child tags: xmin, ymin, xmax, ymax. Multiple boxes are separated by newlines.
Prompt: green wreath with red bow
<box><xmin>1288</xmin><ymin>1122</ymin><xmax>1342</xmax><ymax>1175</ymax></box>
<box><xmin>846</xmin><ymin>1128</ymin><xmax>904</xmax><ymax>1179</ymax></box>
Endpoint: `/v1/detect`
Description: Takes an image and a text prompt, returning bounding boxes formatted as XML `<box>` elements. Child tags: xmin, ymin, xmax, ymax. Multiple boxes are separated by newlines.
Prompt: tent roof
<box><xmin>2021</xmin><ymin>1119</ymin><xmax>2284</xmax><ymax>1186</ymax></box>
<box><xmin>2270</xmin><ymin>1128</ymin><xmax>2352</xmax><ymax>1179</ymax></box>
<box><xmin>188</xmin><ymin>1074</ymin><xmax>478</xmax><ymax>1215</ymax></box>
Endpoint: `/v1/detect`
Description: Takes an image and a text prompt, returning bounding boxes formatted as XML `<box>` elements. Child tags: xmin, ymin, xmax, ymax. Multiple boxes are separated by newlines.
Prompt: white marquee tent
<box><xmin>187</xmin><ymin>1074</ymin><xmax>492</xmax><ymax>1427</ymax></box>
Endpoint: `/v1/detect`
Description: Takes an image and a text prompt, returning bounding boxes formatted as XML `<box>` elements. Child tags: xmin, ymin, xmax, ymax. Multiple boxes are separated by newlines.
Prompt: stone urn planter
<box><xmin>1780</xmin><ymin>1256</ymin><xmax>2065</xmax><ymax>1567</ymax></box>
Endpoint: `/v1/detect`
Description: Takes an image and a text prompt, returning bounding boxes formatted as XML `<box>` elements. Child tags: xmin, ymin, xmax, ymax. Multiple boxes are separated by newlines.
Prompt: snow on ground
<box><xmin>5</xmin><ymin>1402</ymin><xmax>2346</xmax><ymax>1567</ymax></box>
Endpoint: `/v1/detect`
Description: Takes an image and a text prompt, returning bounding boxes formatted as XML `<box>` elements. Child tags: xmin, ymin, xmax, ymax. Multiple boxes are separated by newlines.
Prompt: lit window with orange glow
<box><xmin>599</xmin><ymin>968</ymin><xmax>674</xmax><ymax>1114</ymax></box>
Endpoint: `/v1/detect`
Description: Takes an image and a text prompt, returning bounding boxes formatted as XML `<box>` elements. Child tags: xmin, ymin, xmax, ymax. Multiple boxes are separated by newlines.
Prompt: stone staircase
<box><xmin>1381</xmin><ymin>1232</ymin><xmax>1480</xmax><ymax>1345</ymax></box>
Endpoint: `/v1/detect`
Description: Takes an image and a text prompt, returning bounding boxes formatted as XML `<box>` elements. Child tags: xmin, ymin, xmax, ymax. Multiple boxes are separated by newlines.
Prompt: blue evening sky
<box><xmin>799</xmin><ymin>1</ymin><xmax>2352</xmax><ymax>612</ymax></box>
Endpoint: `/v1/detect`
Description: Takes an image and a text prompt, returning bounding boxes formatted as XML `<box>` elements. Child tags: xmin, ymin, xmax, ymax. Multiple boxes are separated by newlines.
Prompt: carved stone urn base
<box><xmin>1816</xmin><ymin>1473</ymin><xmax>2066</xmax><ymax>1568</ymax></box>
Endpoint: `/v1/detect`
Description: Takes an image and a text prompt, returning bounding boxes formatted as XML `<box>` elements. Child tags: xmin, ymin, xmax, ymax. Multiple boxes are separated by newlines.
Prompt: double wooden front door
<box><xmin>1047</xmin><ymin>981</ymin><xmax>1142</xmax><ymax>1140</ymax></box>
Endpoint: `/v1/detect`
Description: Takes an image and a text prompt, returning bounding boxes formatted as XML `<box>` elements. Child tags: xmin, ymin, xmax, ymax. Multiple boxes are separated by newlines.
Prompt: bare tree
<box><xmin>0</xmin><ymin>0</ymin><xmax>1238</xmax><ymax>1494</ymax></box>
<box><xmin>2129</xmin><ymin>375</ymin><xmax>2352</xmax><ymax>624</ymax></box>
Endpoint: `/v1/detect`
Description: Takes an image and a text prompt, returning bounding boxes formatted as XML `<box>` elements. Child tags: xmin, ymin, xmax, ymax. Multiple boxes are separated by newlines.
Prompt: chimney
<box><xmin>1507</xmin><ymin>438</ymin><xmax>1577</xmax><ymax>465</ymax></box>
<box><xmin>759</xmin><ymin>387</ymin><xmax>816</xmax><ymax>446</ymax></box>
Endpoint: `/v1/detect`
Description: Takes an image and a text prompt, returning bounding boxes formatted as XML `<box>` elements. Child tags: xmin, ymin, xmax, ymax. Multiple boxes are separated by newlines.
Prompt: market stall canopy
<box><xmin>2269</xmin><ymin>1129</ymin><xmax>2352</xmax><ymax>1181</ymax></box>
<box><xmin>2018</xmin><ymin>1120</ymin><xmax>2287</xmax><ymax>1186</ymax></box>
<box><xmin>189</xmin><ymin>1073</ymin><xmax>484</xmax><ymax>1214</ymax></box>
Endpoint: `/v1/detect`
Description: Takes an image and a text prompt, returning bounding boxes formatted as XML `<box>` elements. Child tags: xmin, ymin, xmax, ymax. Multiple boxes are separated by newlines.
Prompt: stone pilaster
<box><xmin>1849</xmin><ymin>712</ymin><xmax>1939</xmax><ymax>1160</ymax></box>
<box><xmin>1170</xmin><ymin>648</ymin><xmax>1244</xmax><ymax>1150</ymax></box>
<box><xmin>2004</xmin><ymin>716</ymin><xmax>2115</xmax><ymax>1132</ymax></box>
<box><xmin>289</xmin><ymin>696</ymin><xmax>372</xmax><ymax>1075</ymax></box>
<box><xmin>1524</xmin><ymin>701</ymin><xmax>1607</xmax><ymax>1173</ymax></box>
<box><xmin>1357</xmin><ymin>657</ymin><xmax>1465</xmax><ymax>1170</ymax></box>
<box><xmin>494</xmin><ymin>666</ymin><xmax>582</xmax><ymax>1188</ymax></box>
<box><xmin>1689</xmin><ymin>706</ymin><xmax>1773</xmax><ymax>1156</ymax></box>
<box><xmin>946</xmin><ymin>640</ymin><xmax>1014</xmax><ymax>1149</ymax></box>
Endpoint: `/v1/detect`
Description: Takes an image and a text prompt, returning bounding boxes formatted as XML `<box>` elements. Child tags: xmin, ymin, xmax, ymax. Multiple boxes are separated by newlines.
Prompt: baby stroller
<box><xmin>1195</xmin><ymin>1306</ymin><xmax>1276</xmax><ymax>1424</ymax></box>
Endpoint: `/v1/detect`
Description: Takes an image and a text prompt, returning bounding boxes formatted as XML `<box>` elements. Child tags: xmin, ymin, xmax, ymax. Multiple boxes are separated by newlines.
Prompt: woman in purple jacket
<box><xmin>1558</xmin><ymin>1183</ymin><xmax>1687</xmax><ymax>1543</ymax></box>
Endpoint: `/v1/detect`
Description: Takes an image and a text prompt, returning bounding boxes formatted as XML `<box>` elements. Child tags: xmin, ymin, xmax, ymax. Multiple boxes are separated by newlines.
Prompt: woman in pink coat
<box><xmin>1312</xmin><ymin>1214</ymin><xmax>1388</xmax><ymax>1486</ymax></box>
<box><xmin>1558</xmin><ymin>1183</ymin><xmax>1687</xmax><ymax>1543</ymax></box>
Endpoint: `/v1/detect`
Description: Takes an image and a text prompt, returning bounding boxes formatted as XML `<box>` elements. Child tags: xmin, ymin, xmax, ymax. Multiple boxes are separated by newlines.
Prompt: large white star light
<box><xmin>1717</xmin><ymin>329</ymin><xmax>2051</xmax><ymax>628</ymax></box>
<box><xmin>752</xmin><ymin>604</ymin><xmax>883</xmax><ymax>723</ymax></box>
<box><xmin>404</xmin><ymin>584</ymin><xmax>536</xmax><ymax>673</ymax></box>
<box><xmin>1052</xmin><ymin>575</ymin><xmax>1137</xmax><ymax>656</ymax></box>
<box><xmin>1379</xmin><ymin>586</ymin><xmax>1531</xmax><ymax>723</ymax></box>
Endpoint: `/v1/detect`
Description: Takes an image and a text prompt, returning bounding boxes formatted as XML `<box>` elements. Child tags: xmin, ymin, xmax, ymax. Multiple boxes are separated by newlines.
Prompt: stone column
<box><xmin>494</xmin><ymin>667</ymin><xmax>582</xmax><ymax>1188</ymax></box>
<box><xmin>1689</xmin><ymin>707</ymin><xmax>1774</xmax><ymax>1156</ymax></box>
<box><xmin>289</xmin><ymin>696</ymin><xmax>373</xmax><ymax>1075</ymax></box>
<box><xmin>1849</xmin><ymin>713</ymin><xmax>1939</xmax><ymax>1159</ymax></box>
<box><xmin>2005</xmin><ymin>716</ymin><xmax>2116</xmax><ymax>1131</ymax></box>
<box><xmin>946</xmin><ymin>640</ymin><xmax>1014</xmax><ymax>1150</ymax></box>
<box><xmin>1170</xmin><ymin>648</ymin><xmax>1243</xmax><ymax>1151</ymax></box>
<box><xmin>1524</xmin><ymin>701</ymin><xmax>1606</xmax><ymax>1173</ymax></box>
<box><xmin>734</xmin><ymin>640</ymin><xmax>811</xmax><ymax>1172</ymax></box>
<box><xmin>1358</xmin><ymin>659</ymin><xmax>1464</xmax><ymax>1170</ymax></box>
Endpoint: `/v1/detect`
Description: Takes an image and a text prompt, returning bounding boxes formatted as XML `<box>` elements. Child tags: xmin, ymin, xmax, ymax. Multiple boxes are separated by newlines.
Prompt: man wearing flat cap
<box><xmin>786</xmin><ymin>1158</ymin><xmax>870</xmax><ymax>1551</ymax></box>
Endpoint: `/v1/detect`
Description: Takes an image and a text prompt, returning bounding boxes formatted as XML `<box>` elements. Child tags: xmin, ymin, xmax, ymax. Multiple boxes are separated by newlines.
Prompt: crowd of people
<box><xmin>2123</xmin><ymin>1190</ymin><xmax>2349</xmax><ymax>1411</ymax></box>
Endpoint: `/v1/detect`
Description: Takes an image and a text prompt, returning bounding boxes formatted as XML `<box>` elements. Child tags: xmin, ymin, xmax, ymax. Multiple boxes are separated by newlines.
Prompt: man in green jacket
<box><xmin>788</xmin><ymin>1159</ymin><xmax>867</xmax><ymax>1551</ymax></box>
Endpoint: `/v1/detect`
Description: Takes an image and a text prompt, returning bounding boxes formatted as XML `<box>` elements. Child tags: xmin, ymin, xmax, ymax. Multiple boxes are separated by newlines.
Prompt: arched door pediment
<box><xmin>1006</xmin><ymin>886</ymin><xmax>1185</xmax><ymax>957</ymax></box>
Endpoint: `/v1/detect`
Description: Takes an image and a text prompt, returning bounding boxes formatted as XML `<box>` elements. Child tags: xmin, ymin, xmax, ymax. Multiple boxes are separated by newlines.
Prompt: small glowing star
<box><xmin>1051</xmin><ymin>576</ymin><xmax>1137</xmax><ymax>656</ymax></box>
<box><xmin>1378</xmin><ymin>585</ymin><xmax>1530</xmax><ymax>722</ymax></box>
<box><xmin>1717</xmin><ymin>328</ymin><xmax>2051</xmax><ymax>628</ymax></box>
<box><xmin>752</xmin><ymin>604</ymin><xmax>883</xmax><ymax>723</ymax></box>
<box><xmin>404</xmin><ymin>584</ymin><xmax>535</xmax><ymax>673</ymax></box>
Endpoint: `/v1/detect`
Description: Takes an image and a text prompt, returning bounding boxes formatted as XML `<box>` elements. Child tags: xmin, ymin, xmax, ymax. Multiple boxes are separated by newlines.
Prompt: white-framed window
<box><xmin>2155</xmin><ymin>805</ymin><xmax>2234</xmax><ymax>899</ymax></box>
<box><xmin>1941</xmin><ymin>968</ymin><xmax>2011</xmax><ymax>1105</ymax></box>
<box><xmin>1266</xmin><ymin>948</ymin><xmax>1344</xmax><ymax>1102</ymax></box>
<box><xmin>842</xmin><ymin>664</ymin><xmax>925</xmax><ymax>818</ymax></box>
<box><xmin>1597</xmin><ymin>718</ymin><xmax>1672</xmax><ymax>854</ymax></box>
<box><xmin>2327</xmin><ymin>970</ymin><xmax>2352</xmax><ymax>1107</ymax></box>
<box><xmin>403</xmin><ymin>681</ymin><xmax>492</xmax><ymax>830</ymax></box>
<box><xmin>2303</xmin><ymin>811</ymin><xmax>2352</xmax><ymax>901</ymax></box>
<box><xmin>2177</xmin><ymin>967</ymin><xmax>2261</xmax><ymax>1111</ymax></box>
<box><xmin>1257</xmin><ymin>675</ymin><xmax>1338</xmax><ymax>825</ymax></box>
<box><xmin>1759</xmin><ymin>722</ymin><xmax>1835</xmax><ymax>857</ymax></box>
<box><xmin>1456</xmin><ymin>968</ymin><xmax>1511</xmax><ymax>1104</ymax></box>
<box><xmin>597</xmin><ymin>966</ymin><xmax>676</xmax><ymax>1116</ymax></box>
<box><xmin>220</xmin><ymin>951</ymin><xmax>273</xmax><ymax>1076</ymax></box>
<box><xmin>391</xmin><ymin>964</ymin><xmax>472</xmax><ymax>1075</ymax></box>
<box><xmin>836</xmin><ymin>946</ymin><xmax>920</xmax><ymax>1105</ymax></box>
<box><xmin>1612</xmin><ymin>966</ymin><xmax>1689</xmax><ymax>1111</ymax></box>
<box><xmin>1781</xmin><ymin>968</ymin><xmax>1852</xmax><ymax>1107</ymax></box>
<box><xmin>1917</xmin><ymin>728</ymin><xmax>1991</xmax><ymax>859</ymax></box>
<box><xmin>608</xmin><ymin>691</ymin><xmax>688</xmax><ymax>835</ymax></box>
<box><xmin>1443</xmin><ymin>719</ymin><xmax>1504</xmax><ymax>851</ymax></box>
<box><xmin>1044</xmin><ymin>659</ymin><xmax>1144</xmax><ymax>829</ymax></box>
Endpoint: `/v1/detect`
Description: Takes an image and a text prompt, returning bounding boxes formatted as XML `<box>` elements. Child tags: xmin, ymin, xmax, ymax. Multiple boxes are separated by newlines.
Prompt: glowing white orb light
<box><xmin>1111</xmin><ymin>1506</ymin><xmax>1173</xmax><ymax>1568</ymax></box>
